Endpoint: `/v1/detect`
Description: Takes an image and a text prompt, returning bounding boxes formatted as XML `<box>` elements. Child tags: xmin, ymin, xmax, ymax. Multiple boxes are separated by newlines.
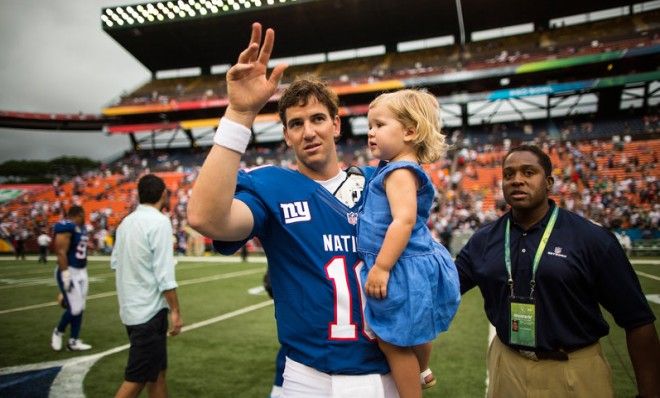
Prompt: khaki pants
<box><xmin>487</xmin><ymin>335</ymin><xmax>613</xmax><ymax>398</ymax></box>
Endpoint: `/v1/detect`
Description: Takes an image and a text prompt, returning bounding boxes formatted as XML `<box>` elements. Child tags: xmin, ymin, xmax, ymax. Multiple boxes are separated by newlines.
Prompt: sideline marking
<box><xmin>0</xmin><ymin>257</ymin><xmax>267</xmax><ymax>289</ymax></box>
<box><xmin>0</xmin><ymin>268</ymin><xmax>265</xmax><ymax>315</ymax></box>
<box><xmin>647</xmin><ymin>294</ymin><xmax>660</xmax><ymax>305</ymax></box>
<box><xmin>636</xmin><ymin>271</ymin><xmax>660</xmax><ymax>282</ymax></box>
<box><xmin>631</xmin><ymin>259</ymin><xmax>660</xmax><ymax>266</ymax></box>
<box><xmin>0</xmin><ymin>300</ymin><xmax>274</xmax><ymax>398</ymax></box>
<box><xmin>0</xmin><ymin>275</ymin><xmax>109</xmax><ymax>290</ymax></box>
<box><xmin>0</xmin><ymin>259</ymin><xmax>267</xmax><ymax>289</ymax></box>
<box><xmin>248</xmin><ymin>286</ymin><xmax>266</xmax><ymax>295</ymax></box>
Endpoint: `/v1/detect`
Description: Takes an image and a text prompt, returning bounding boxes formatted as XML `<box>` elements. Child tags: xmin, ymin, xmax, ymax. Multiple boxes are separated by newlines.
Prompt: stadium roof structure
<box><xmin>94</xmin><ymin>0</ymin><xmax>660</xmax><ymax>149</ymax></box>
<box><xmin>102</xmin><ymin>0</ymin><xmax>638</xmax><ymax>73</ymax></box>
<box><xmin>1</xmin><ymin>0</ymin><xmax>655</xmax><ymax>138</ymax></box>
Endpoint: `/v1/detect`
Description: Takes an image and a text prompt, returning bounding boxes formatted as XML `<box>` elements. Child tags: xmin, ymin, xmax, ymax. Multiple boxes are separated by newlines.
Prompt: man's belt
<box><xmin>516</xmin><ymin>349</ymin><xmax>569</xmax><ymax>361</ymax></box>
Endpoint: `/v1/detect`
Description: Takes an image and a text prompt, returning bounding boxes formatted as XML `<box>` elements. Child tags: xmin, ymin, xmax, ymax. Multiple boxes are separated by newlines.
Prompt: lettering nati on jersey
<box><xmin>323</xmin><ymin>234</ymin><xmax>357</xmax><ymax>253</ymax></box>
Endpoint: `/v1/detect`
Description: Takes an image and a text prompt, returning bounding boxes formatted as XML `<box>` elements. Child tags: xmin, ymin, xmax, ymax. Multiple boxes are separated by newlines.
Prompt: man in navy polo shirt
<box><xmin>456</xmin><ymin>145</ymin><xmax>659</xmax><ymax>398</ymax></box>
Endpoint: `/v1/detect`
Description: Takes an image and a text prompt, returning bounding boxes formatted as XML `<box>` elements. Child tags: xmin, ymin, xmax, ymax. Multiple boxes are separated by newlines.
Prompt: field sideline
<box><xmin>0</xmin><ymin>256</ymin><xmax>657</xmax><ymax>397</ymax></box>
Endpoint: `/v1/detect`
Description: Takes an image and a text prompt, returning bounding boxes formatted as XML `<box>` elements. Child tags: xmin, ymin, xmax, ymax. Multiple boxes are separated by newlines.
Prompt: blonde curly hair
<box><xmin>369</xmin><ymin>89</ymin><xmax>447</xmax><ymax>164</ymax></box>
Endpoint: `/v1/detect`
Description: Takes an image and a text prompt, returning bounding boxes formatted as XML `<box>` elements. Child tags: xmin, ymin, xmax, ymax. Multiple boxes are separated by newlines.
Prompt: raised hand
<box><xmin>225</xmin><ymin>22</ymin><xmax>288</xmax><ymax>127</ymax></box>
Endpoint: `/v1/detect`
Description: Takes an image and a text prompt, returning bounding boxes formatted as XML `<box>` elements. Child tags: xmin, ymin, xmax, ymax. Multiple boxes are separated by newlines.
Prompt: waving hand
<box><xmin>225</xmin><ymin>22</ymin><xmax>288</xmax><ymax>126</ymax></box>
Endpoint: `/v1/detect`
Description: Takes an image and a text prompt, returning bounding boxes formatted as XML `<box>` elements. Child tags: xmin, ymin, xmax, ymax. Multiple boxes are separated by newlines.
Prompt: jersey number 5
<box><xmin>75</xmin><ymin>237</ymin><xmax>88</xmax><ymax>260</ymax></box>
<box><xmin>325</xmin><ymin>256</ymin><xmax>375</xmax><ymax>341</ymax></box>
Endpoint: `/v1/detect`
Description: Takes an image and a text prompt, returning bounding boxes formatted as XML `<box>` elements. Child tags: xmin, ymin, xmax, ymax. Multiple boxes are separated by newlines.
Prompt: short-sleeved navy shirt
<box><xmin>456</xmin><ymin>200</ymin><xmax>655</xmax><ymax>351</ymax></box>
<box><xmin>53</xmin><ymin>219</ymin><xmax>88</xmax><ymax>269</ymax></box>
<box><xmin>213</xmin><ymin>166</ymin><xmax>389</xmax><ymax>375</ymax></box>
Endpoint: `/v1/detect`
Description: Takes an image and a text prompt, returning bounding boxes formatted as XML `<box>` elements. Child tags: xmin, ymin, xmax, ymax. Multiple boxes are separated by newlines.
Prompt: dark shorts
<box><xmin>124</xmin><ymin>308</ymin><xmax>168</xmax><ymax>383</ymax></box>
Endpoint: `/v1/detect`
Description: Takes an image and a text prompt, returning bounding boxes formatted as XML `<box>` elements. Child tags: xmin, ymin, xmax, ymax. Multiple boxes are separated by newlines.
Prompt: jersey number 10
<box><xmin>325</xmin><ymin>257</ymin><xmax>375</xmax><ymax>341</ymax></box>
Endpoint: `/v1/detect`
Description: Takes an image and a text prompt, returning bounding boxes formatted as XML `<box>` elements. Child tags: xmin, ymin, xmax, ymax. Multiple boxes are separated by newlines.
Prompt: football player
<box><xmin>51</xmin><ymin>205</ymin><xmax>92</xmax><ymax>351</ymax></box>
<box><xmin>188</xmin><ymin>23</ymin><xmax>398</xmax><ymax>397</ymax></box>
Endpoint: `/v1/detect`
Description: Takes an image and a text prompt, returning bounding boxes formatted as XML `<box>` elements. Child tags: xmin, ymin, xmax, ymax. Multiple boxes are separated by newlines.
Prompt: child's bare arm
<box><xmin>365</xmin><ymin>168</ymin><xmax>418</xmax><ymax>299</ymax></box>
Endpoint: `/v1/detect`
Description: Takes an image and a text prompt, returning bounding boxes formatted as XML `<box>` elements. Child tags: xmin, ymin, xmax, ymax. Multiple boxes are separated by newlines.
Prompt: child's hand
<box><xmin>365</xmin><ymin>265</ymin><xmax>390</xmax><ymax>299</ymax></box>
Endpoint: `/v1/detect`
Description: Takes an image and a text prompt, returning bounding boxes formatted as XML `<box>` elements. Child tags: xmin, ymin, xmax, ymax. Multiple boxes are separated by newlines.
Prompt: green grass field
<box><xmin>0</xmin><ymin>256</ymin><xmax>657</xmax><ymax>397</ymax></box>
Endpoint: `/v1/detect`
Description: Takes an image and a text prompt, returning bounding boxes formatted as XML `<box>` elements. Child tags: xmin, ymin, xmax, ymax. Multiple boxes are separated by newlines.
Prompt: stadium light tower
<box><xmin>455</xmin><ymin>0</ymin><xmax>466</xmax><ymax>45</ymax></box>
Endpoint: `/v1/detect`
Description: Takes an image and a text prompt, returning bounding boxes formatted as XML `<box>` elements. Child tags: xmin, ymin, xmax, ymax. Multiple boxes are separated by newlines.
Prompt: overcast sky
<box><xmin>0</xmin><ymin>0</ymin><xmax>152</xmax><ymax>163</ymax></box>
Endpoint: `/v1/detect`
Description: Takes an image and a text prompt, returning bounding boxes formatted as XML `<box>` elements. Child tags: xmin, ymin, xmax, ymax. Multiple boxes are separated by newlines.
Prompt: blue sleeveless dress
<box><xmin>357</xmin><ymin>161</ymin><xmax>461</xmax><ymax>346</ymax></box>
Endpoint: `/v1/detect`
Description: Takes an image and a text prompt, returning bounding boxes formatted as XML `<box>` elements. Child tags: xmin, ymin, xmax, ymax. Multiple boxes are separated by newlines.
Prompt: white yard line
<box><xmin>0</xmin><ymin>273</ymin><xmax>115</xmax><ymax>290</ymax></box>
<box><xmin>636</xmin><ymin>271</ymin><xmax>660</xmax><ymax>281</ymax></box>
<box><xmin>0</xmin><ymin>300</ymin><xmax>274</xmax><ymax>398</ymax></box>
<box><xmin>0</xmin><ymin>268</ymin><xmax>265</xmax><ymax>315</ymax></box>
<box><xmin>630</xmin><ymin>259</ymin><xmax>660</xmax><ymax>266</ymax></box>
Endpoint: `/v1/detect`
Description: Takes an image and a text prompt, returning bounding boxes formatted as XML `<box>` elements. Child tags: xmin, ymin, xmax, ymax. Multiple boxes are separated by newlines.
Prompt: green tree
<box><xmin>0</xmin><ymin>157</ymin><xmax>99</xmax><ymax>183</ymax></box>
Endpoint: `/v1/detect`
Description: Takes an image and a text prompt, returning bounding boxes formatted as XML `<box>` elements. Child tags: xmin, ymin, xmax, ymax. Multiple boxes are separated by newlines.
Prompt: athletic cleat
<box><xmin>67</xmin><ymin>338</ymin><xmax>92</xmax><ymax>351</ymax></box>
<box><xmin>51</xmin><ymin>328</ymin><xmax>63</xmax><ymax>351</ymax></box>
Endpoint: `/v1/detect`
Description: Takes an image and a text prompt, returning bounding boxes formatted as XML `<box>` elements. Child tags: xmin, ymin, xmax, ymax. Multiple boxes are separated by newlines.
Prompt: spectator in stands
<box><xmin>112</xmin><ymin>174</ymin><xmax>182</xmax><ymax>398</ymax></box>
<box><xmin>188</xmin><ymin>23</ymin><xmax>397</xmax><ymax>397</ymax></box>
<box><xmin>185</xmin><ymin>226</ymin><xmax>205</xmax><ymax>256</ymax></box>
<box><xmin>614</xmin><ymin>228</ymin><xmax>633</xmax><ymax>257</ymax></box>
<box><xmin>240</xmin><ymin>243</ymin><xmax>248</xmax><ymax>262</ymax></box>
<box><xmin>37</xmin><ymin>230</ymin><xmax>52</xmax><ymax>263</ymax></box>
<box><xmin>13</xmin><ymin>228</ymin><xmax>27</xmax><ymax>260</ymax></box>
<box><xmin>454</xmin><ymin>144</ymin><xmax>659</xmax><ymax>398</ymax></box>
<box><xmin>175</xmin><ymin>228</ymin><xmax>187</xmax><ymax>256</ymax></box>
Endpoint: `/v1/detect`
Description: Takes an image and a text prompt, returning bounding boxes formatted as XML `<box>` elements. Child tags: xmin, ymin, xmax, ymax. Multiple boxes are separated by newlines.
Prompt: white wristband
<box><xmin>213</xmin><ymin>117</ymin><xmax>252</xmax><ymax>154</ymax></box>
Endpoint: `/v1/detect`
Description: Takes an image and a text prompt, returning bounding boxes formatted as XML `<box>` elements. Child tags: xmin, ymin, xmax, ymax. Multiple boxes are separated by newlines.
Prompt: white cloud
<box><xmin>0</xmin><ymin>0</ymin><xmax>151</xmax><ymax>162</ymax></box>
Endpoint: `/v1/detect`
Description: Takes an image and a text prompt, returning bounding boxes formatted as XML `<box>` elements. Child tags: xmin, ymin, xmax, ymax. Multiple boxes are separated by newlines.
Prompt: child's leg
<box><xmin>413</xmin><ymin>342</ymin><xmax>436</xmax><ymax>388</ymax></box>
<box><xmin>412</xmin><ymin>342</ymin><xmax>432</xmax><ymax>373</ymax></box>
<box><xmin>377</xmin><ymin>338</ymin><xmax>422</xmax><ymax>398</ymax></box>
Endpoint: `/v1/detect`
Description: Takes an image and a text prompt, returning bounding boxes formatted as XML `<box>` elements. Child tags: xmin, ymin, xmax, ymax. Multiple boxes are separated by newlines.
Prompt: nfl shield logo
<box><xmin>554</xmin><ymin>247</ymin><xmax>562</xmax><ymax>254</ymax></box>
<box><xmin>347</xmin><ymin>212</ymin><xmax>358</xmax><ymax>225</ymax></box>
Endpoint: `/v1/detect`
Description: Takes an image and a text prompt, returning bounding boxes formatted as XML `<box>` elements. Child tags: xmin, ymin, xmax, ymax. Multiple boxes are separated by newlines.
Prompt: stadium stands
<box><xmin>1</xmin><ymin>114</ymin><xmax>657</xmax><ymax>257</ymax></box>
<box><xmin>109</xmin><ymin>10</ymin><xmax>659</xmax><ymax>109</ymax></box>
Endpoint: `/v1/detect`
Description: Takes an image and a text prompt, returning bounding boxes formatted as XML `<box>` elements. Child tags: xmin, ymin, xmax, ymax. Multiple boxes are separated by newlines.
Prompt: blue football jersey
<box><xmin>214</xmin><ymin>166</ymin><xmax>388</xmax><ymax>375</ymax></box>
<box><xmin>53</xmin><ymin>220</ymin><xmax>88</xmax><ymax>269</ymax></box>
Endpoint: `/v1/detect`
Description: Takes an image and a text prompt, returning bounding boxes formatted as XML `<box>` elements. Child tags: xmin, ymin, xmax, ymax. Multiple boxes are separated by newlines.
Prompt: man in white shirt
<box><xmin>111</xmin><ymin>174</ymin><xmax>182</xmax><ymax>398</ymax></box>
<box><xmin>37</xmin><ymin>231</ymin><xmax>52</xmax><ymax>263</ymax></box>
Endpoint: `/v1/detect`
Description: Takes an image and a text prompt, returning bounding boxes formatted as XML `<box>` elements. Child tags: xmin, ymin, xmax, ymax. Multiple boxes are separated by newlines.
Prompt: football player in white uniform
<box><xmin>51</xmin><ymin>205</ymin><xmax>92</xmax><ymax>351</ymax></box>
